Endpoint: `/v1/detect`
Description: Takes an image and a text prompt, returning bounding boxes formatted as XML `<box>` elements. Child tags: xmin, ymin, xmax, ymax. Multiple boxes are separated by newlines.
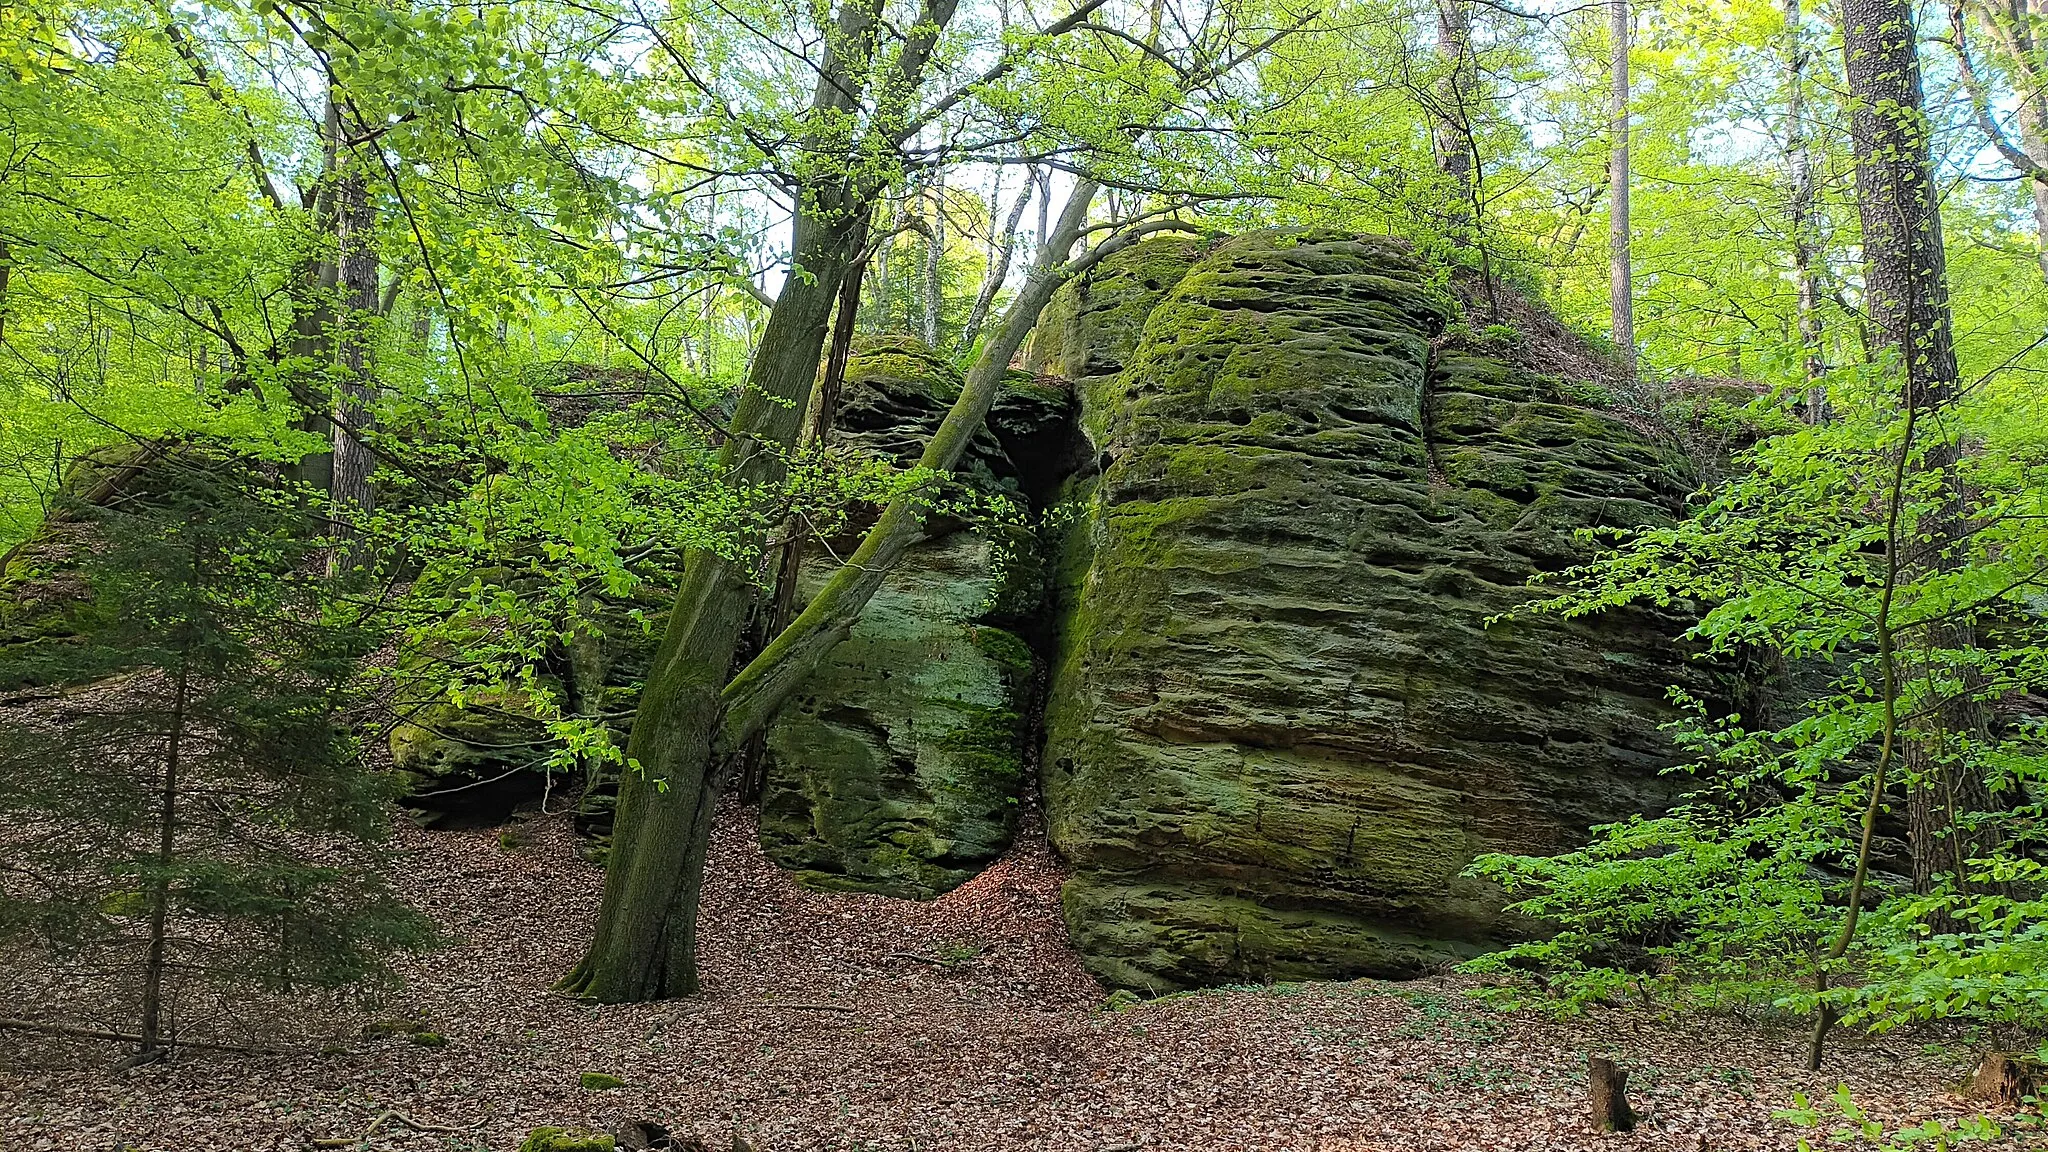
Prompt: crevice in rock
<box><xmin>1419</xmin><ymin>337</ymin><xmax>1450</xmax><ymax>488</ymax></box>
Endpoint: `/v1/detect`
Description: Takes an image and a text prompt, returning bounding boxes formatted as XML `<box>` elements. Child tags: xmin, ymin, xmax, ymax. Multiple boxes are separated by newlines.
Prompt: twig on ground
<box><xmin>0</xmin><ymin>1017</ymin><xmax>282</xmax><ymax>1055</ymax></box>
<box><xmin>311</xmin><ymin>1108</ymin><xmax>483</xmax><ymax>1147</ymax></box>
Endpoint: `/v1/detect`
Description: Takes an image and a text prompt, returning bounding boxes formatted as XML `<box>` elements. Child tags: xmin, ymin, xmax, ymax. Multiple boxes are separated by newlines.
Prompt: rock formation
<box><xmin>754</xmin><ymin>338</ymin><xmax>1065</xmax><ymax>898</ymax></box>
<box><xmin>1032</xmin><ymin>230</ymin><xmax>1701</xmax><ymax>989</ymax></box>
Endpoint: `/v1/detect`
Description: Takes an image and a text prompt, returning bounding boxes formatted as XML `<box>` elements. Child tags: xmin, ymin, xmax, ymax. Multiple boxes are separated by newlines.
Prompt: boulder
<box><xmin>1038</xmin><ymin>230</ymin><xmax>1701</xmax><ymax>990</ymax></box>
<box><xmin>755</xmin><ymin>337</ymin><xmax>1059</xmax><ymax>898</ymax></box>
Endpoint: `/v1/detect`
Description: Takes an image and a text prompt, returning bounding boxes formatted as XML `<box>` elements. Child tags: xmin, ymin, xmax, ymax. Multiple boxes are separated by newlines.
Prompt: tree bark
<box><xmin>287</xmin><ymin>98</ymin><xmax>342</xmax><ymax>496</ymax></box>
<box><xmin>922</xmin><ymin>176</ymin><xmax>946</xmax><ymax>346</ymax></box>
<box><xmin>328</xmin><ymin>142</ymin><xmax>378</xmax><ymax>575</ymax></box>
<box><xmin>1784</xmin><ymin>0</ymin><xmax>1828</xmax><ymax>420</ymax></box>
<box><xmin>1609</xmin><ymin>0</ymin><xmax>1635</xmax><ymax>370</ymax></box>
<box><xmin>1588</xmin><ymin>1055</ymin><xmax>1636</xmax><ymax>1132</ymax></box>
<box><xmin>1433</xmin><ymin>0</ymin><xmax>1476</xmax><ymax>239</ymax></box>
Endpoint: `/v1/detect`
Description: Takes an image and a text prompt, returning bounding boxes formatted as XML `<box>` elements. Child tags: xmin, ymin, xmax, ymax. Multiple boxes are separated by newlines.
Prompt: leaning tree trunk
<box><xmin>718</xmin><ymin>181</ymin><xmax>1101</xmax><ymax>745</ymax></box>
<box><xmin>1608</xmin><ymin>0</ymin><xmax>1634</xmax><ymax>371</ymax></box>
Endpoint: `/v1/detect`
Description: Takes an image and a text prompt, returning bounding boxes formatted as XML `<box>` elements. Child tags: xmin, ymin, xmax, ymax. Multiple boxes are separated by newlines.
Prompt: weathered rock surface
<box><xmin>754</xmin><ymin>337</ymin><xmax>1065</xmax><ymax>898</ymax></box>
<box><xmin>1037</xmin><ymin>230</ymin><xmax>1700</xmax><ymax>990</ymax></box>
<box><xmin>757</xmin><ymin>533</ymin><xmax>1035</xmax><ymax>897</ymax></box>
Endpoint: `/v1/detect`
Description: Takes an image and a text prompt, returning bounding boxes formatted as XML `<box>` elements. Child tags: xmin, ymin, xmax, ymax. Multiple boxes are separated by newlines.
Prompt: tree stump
<box><xmin>1589</xmin><ymin>1055</ymin><xmax>1637</xmax><ymax>1133</ymax></box>
<box><xmin>1965</xmin><ymin>1052</ymin><xmax>2043</xmax><ymax>1110</ymax></box>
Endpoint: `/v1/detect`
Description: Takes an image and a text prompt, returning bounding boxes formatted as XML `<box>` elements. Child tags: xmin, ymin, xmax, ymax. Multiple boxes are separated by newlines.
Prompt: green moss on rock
<box><xmin>1041</xmin><ymin>229</ymin><xmax>1702</xmax><ymax>991</ymax></box>
<box><xmin>518</xmin><ymin>1128</ymin><xmax>615</xmax><ymax>1152</ymax></box>
<box><xmin>758</xmin><ymin>533</ymin><xmax>1035</xmax><ymax>900</ymax></box>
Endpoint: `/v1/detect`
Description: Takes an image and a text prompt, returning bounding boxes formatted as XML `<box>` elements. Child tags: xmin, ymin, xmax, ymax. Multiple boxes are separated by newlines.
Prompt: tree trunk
<box><xmin>1784</xmin><ymin>0</ymin><xmax>1828</xmax><ymax>420</ymax></box>
<box><xmin>558</xmin><ymin>208</ymin><xmax>866</xmax><ymax>1004</ymax></box>
<box><xmin>1588</xmin><ymin>1055</ymin><xmax>1636</xmax><ymax>1133</ymax></box>
<box><xmin>1433</xmin><ymin>0</ymin><xmax>1476</xmax><ymax>239</ymax></box>
<box><xmin>958</xmin><ymin>175</ymin><xmax>1034</xmax><ymax>355</ymax></box>
<box><xmin>139</xmin><ymin>542</ymin><xmax>199</xmax><ymax>1058</ymax></box>
<box><xmin>922</xmin><ymin>177</ymin><xmax>945</xmax><ymax>346</ymax></box>
<box><xmin>1609</xmin><ymin>0</ymin><xmax>1635</xmax><ymax>370</ymax></box>
<box><xmin>719</xmin><ymin>181</ymin><xmax>1101</xmax><ymax>751</ymax></box>
<box><xmin>737</xmin><ymin>254</ymin><xmax>867</xmax><ymax>804</ymax></box>
<box><xmin>328</xmin><ymin>149</ymin><xmax>378</xmax><ymax>575</ymax></box>
<box><xmin>287</xmin><ymin>98</ymin><xmax>342</xmax><ymax>496</ymax></box>
<box><xmin>1840</xmin><ymin>0</ymin><xmax>1994</xmax><ymax>936</ymax></box>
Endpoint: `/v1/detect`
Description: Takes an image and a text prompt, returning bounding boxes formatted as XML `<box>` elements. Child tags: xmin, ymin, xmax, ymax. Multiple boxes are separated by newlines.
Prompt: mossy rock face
<box><xmin>386</xmin><ymin>587</ymin><xmax>665</xmax><ymax>829</ymax></box>
<box><xmin>0</xmin><ymin>443</ymin><xmax>190</xmax><ymax>689</ymax></box>
<box><xmin>759</xmin><ymin>533</ymin><xmax>1035</xmax><ymax>899</ymax></box>
<box><xmin>1041</xmin><ymin>229</ymin><xmax>1703</xmax><ymax>991</ymax></box>
<box><xmin>1027</xmin><ymin>234</ymin><xmax>1219</xmax><ymax>385</ymax></box>
<box><xmin>832</xmin><ymin>335</ymin><xmax>1073</xmax><ymax>507</ymax></box>
<box><xmin>758</xmin><ymin>338</ymin><xmax>1043</xmax><ymax>900</ymax></box>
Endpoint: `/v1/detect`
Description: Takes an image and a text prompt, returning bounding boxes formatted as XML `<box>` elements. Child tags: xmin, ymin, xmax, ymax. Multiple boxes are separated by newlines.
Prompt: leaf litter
<box><xmin>1</xmin><ymin>804</ymin><xmax>2035</xmax><ymax>1151</ymax></box>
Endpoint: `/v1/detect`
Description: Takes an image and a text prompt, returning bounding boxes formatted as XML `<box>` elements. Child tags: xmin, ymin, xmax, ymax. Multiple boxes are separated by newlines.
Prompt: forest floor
<box><xmin>1</xmin><ymin>806</ymin><xmax>2038</xmax><ymax>1152</ymax></box>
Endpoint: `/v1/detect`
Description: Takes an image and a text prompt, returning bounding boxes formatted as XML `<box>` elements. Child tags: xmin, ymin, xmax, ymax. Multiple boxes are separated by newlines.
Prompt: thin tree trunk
<box><xmin>139</xmin><ymin>541</ymin><xmax>199</xmax><ymax>1058</ymax></box>
<box><xmin>1958</xmin><ymin>0</ymin><xmax>2048</xmax><ymax>279</ymax></box>
<box><xmin>922</xmin><ymin>176</ymin><xmax>945</xmax><ymax>346</ymax></box>
<box><xmin>1785</xmin><ymin>0</ymin><xmax>1828</xmax><ymax>420</ymax></box>
<box><xmin>1433</xmin><ymin>0</ymin><xmax>1476</xmax><ymax>240</ymax></box>
<box><xmin>959</xmin><ymin>175</ymin><xmax>1034</xmax><ymax>355</ymax></box>
<box><xmin>1609</xmin><ymin>0</ymin><xmax>1635</xmax><ymax>370</ymax></box>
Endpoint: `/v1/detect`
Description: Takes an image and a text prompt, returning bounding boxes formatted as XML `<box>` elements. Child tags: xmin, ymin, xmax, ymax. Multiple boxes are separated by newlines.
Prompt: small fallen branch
<box><xmin>0</xmin><ymin>1017</ymin><xmax>282</xmax><ymax>1055</ymax></box>
<box><xmin>311</xmin><ymin>1109</ymin><xmax>483</xmax><ymax>1148</ymax></box>
<box><xmin>769</xmin><ymin>1001</ymin><xmax>857</xmax><ymax>1013</ymax></box>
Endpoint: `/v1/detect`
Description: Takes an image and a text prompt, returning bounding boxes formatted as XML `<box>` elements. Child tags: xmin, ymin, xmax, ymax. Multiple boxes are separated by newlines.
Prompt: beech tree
<box><xmin>1608</xmin><ymin>0</ymin><xmax>1633</xmax><ymax>368</ymax></box>
<box><xmin>563</xmin><ymin>0</ymin><xmax>1303</xmax><ymax>1002</ymax></box>
<box><xmin>558</xmin><ymin>0</ymin><xmax>1108</xmax><ymax>1003</ymax></box>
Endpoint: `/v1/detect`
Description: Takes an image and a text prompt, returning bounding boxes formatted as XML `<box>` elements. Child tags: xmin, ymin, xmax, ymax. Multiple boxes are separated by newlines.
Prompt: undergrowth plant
<box><xmin>1462</xmin><ymin>368</ymin><xmax>2048</xmax><ymax>1066</ymax></box>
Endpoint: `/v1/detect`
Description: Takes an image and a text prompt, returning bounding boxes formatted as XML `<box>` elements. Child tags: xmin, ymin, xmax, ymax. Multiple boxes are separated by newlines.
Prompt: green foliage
<box><xmin>578</xmin><ymin>1071</ymin><xmax>626</xmax><ymax>1090</ymax></box>
<box><xmin>1776</xmin><ymin>1085</ymin><xmax>2009</xmax><ymax>1151</ymax></box>
<box><xmin>1462</xmin><ymin>368</ymin><xmax>2048</xmax><ymax>1039</ymax></box>
<box><xmin>0</xmin><ymin>448</ymin><xmax>432</xmax><ymax>1028</ymax></box>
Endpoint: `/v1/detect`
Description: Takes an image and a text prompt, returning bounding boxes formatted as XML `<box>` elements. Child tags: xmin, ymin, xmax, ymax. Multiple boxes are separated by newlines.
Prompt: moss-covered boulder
<box><xmin>0</xmin><ymin>443</ymin><xmax>186</xmax><ymax>689</ymax></box>
<box><xmin>758</xmin><ymin>535</ymin><xmax>1034</xmax><ymax>897</ymax></box>
<box><xmin>756</xmin><ymin>338</ymin><xmax>1055</xmax><ymax>899</ymax></box>
<box><xmin>518</xmin><ymin>1127</ymin><xmax>614</xmax><ymax>1152</ymax></box>
<box><xmin>1040</xmin><ymin>230</ymin><xmax>1701</xmax><ymax>990</ymax></box>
